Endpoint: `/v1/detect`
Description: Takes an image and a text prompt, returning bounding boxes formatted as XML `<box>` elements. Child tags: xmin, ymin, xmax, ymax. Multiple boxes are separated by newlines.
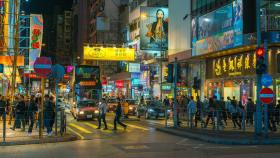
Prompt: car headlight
<box><xmin>129</xmin><ymin>107</ymin><xmax>133</xmax><ymax>110</ymax></box>
<box><xmin>94</xmin><ymin>110</ymin><xmax>99</xmax><ymax>114</ymax></box>
<box><xmin>148</xmin><ymin>109</ymin><xmax>154</xmax><ymax>112</ymax></box>
<box><xmin>79</xmin><ymin>111</ymin><xmax>84</xmax><ymax>115</ymax></box>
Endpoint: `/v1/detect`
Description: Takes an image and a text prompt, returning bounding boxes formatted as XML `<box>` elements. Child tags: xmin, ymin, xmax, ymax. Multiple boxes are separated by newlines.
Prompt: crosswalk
<box><xmin>67</xmin><ymin>121</ymin><xmax>150</xmax><ymax>140</ymax></box>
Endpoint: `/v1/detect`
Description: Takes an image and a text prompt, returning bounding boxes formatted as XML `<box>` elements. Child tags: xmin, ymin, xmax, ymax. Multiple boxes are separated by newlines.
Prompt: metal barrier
<box><xmin>1</xmin><ymin>108</ymin><xmax>67</xmax><ymax>143</ymax></box>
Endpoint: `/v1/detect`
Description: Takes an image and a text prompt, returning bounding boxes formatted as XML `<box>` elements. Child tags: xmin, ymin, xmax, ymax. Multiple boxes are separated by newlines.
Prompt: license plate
<box><xmin>158</xmin><ymin>113</ymin><xmax>164</xmax><ymax>117</ymax></box>
<box><xmin>87</xmin><ymin>115</ymin><xmax>92</xmax><ymax>118</ymax></box>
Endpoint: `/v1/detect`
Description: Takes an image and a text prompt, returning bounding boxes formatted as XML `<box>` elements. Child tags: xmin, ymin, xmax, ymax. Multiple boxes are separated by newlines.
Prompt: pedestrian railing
<box><xmin>0</xmin><ymin>108</ymin><xmax>67</xmax><ymax>143</ymax></box>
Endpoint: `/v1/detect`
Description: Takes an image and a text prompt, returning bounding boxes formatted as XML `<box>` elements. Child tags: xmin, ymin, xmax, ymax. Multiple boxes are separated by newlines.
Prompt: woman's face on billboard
<box><xmin>156</xmin><ymin>10</ymin><xmax>164</xmax><ymax>19</ymax></box>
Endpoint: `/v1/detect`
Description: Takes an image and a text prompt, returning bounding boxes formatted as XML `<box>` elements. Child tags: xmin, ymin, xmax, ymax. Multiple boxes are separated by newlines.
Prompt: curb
<box><xmin>156</xmin><ymin>127</ymin><xmax>280</xmax><ymax>145</ymax></box>
<box><xmin>0</xmin><ymin>135</ymin><xmax>78</xmax><ymax>146</ymax></box>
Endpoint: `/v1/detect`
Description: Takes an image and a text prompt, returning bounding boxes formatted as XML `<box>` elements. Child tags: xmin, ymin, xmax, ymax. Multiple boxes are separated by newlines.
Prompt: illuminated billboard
<box><xmin>0</xmin><ymin>0</ymin><xmax>8</xmax><ymax>54</ymax></box>
<box><xmin>192</xmin><ymin>0</ymin><xmax>243</xmax><ymax>56</ymax></box>
<box><xmin>75</xmin><ymin>65</ymin><xmax>101</xmax><ymax>89</ymax></box>
<box><xmin>29</xmin><ymin>14</ymin><xmax>43</xmax><ymax>69</ymax></box>
<box><xmin>84</xmin><ymin>46</ymin><xmax>135</xmax><ymax>61</ymax></box>
<box><xmin>140</xmin><ymin>7</ymin><xmax>168</xmax><ymax>51</ymax></box>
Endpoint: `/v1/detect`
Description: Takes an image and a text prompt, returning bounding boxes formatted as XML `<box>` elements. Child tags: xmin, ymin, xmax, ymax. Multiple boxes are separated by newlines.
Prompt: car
<box><xmin>126</xmin><ymin>99</ymin><xmax>138</xmax><ymax>115</ymax></box>
<box><xmin>107</xmin><ymin>98</ymin><xmax>118</xmax><ymax>112</ymax></box>
<box><xmin>71</xmin><ymin>100</ymin><xmax>99</xmax><ymax>121</ymax></box>
<box><xmin>137</xmin><ymin>100</ymin><xmax>169</xmax><ymax>119</ymax></box>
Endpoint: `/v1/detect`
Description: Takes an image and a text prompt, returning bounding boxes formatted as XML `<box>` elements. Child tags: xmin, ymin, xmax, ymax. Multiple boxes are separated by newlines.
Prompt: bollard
<box><xmin>3</xmin><ymin>111</ymin><xmax>6</xmax><ymax>143</ymax></box>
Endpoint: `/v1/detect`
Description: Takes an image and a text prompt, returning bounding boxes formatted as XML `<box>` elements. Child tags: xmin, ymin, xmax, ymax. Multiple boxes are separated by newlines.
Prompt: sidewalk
<box><xmin>0</xmin><ymin>123</ymin><xmax>77</xmax><ymax>146</ymax></box>
<box><xmin>156</xmin><ymin>126</ymin><xmax>280</xmax><ymax>145</ymax></box>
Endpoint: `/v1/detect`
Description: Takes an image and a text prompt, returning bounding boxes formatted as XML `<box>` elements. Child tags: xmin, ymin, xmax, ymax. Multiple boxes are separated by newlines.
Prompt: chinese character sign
<box><xmin>29</xmin><ymin>14</ymin><xmax>43</xmax><ymax>69</ymax></box>
<box><xmin>212</xmin><ymin>53</ymin><xmax>255</xmax><ymax>77</ymax></box>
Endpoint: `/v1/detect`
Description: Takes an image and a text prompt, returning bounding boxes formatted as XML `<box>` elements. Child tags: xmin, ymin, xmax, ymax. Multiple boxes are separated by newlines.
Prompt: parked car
<box><xmin>137</xmin><ymin>99</ymin><xmax>169</xmax><ymax>119</ymax></box>
<box><xmin>126</xmin><ymin>99</ymin><xmax>138</xmax><ymax>115</ymax></box>
<box><xmin>71</xmin><ymin>100</ymin><xmax>99</xmax><ymax>121</ymax></box>
<box><xmin>107</xmin><ymin>98</ymin><xmax>118</xmax><ymax>112</ymax></box>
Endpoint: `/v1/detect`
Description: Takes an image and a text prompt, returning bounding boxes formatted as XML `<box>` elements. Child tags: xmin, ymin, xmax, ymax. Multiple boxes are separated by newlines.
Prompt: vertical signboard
<box><xmin>29</xmin><ymin>14</ymin><xmax>43</xmax><ymax>69</ymax></box>
<box><xmin>0</xmin><ymin>0</ymin><xmax>8</xmax><ymax>55</ymax></box>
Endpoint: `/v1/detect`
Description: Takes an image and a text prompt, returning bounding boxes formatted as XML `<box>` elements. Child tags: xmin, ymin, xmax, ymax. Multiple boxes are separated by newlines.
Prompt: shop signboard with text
<box><xmin>207</xmin><ymin>52</ymin><xmax>256</xmax><ymax>78</ymax></box>
<box><xmin>84</xmin><ymin>46</ymin><xmax>135</xmax><ymax>61</ymax></box>
<box><xmin>129</xmin><ymin>63</ymin><xmax>141</xmax><ymax>73</ymax></box>
<box><xmin>75</xmin><ymin>65</ymin><xmax>101</xmax><ymax>89</ymax></box>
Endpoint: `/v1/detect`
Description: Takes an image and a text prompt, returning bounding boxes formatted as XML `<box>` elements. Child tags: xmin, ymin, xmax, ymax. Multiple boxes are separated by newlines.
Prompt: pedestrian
<box><xmin>49</xmin><ymin>95</ymin><xmax>56</xmax><ymax>129</ymax></box>
<box><xmin>27</xmin><ymin>95</ymin><xmax>38</xmax><ymax>135</ymax></box>
<box><xmin>268</xmin><ymin>102</ymin><xmax>277</xmax><ymax>132</ymax></box>
<box><xmin>0</xmin><ymin>95</ymin><xmax>6</xmax><ymax>120</ymax></box>
<box><xmin>11</xmin><ymin>95</ymin><xmax>26</xmax><ymax>131</ymax></box>
<box><xmin>225</xmin><ymin>97</ymin><xmax>232</xmax><ymax>118</ymax></box>
<box><xmin>97</xmin><ymin>98</ymin><xmax>108</xmax><ymax>130</ymax></box>
<box><xmin>220</xmin><ymin>97</ymin><xmax>227</xmax><ymax>126</ymax></box>
<box><xmin>44</xmin><ymin>95</ymin><xmax>55</xmax><ymax>136</ymax></box>
<box><xmin>204</xmin><ymin>97</ymin><xmax>215</xmax><ymax>128</ymax></box>
<box><xmin>187</xmin><ymin>96</ymin><xmax>196</xmax><ymax>128</ymax></box>
<box><xmin>246</xmin><ymin>98</ymin><xmax>255</xmax><ymax>126</ymax></box>
<box><xmin>195</xmin><ymin>96</ymin><xmax>205</xmax><ymax>127</ymax></box>
<box><xmin>114</xmin><ymin>98</ymin><xmax>127</xmax><ymax>130</ymax></box>
<box><xmin>230</xmin><ymin>97</ymin><xmax>241</xmax><ymax>129</ymax></box>
<box><xmin>275</xmin><ymin>100</ymin><xmax>280</xmax><ymax>125</ymax></box>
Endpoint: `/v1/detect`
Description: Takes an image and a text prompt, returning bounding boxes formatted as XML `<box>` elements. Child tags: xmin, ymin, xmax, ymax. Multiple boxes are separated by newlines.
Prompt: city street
<box><xmin>1</xmin><ymin>114</ymin><xmax>280</xmax><ymax>158</ymax></box>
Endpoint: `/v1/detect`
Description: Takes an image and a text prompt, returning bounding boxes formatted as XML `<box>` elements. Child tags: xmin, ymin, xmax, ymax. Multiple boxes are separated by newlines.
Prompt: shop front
<box><xmin>205</xmin><ymin>51</ymin><xmax>257</xmax><ymax>103</ymax></box>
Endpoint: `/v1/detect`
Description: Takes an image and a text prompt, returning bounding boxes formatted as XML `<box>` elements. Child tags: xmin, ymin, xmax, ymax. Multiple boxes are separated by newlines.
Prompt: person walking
<box><xmin>11</xmin><ymin>95</ymin><xmax>26</xmax><ymax>131</ymax></box>
<box><xmin>44</xmin><ymin>95</ymin><xmax>55</xmax><ymax>136</ymax></box>
<box><xmin>246</xmin><ymin>98</ymin><xmax>255</xmax><ymax>127</ymax></box>
<box><xmin>230</xmin><ymin>97</ymin><xmax>241</xmax><ymax>129</ymax></box>
<box><xmin>0</xmin><ymin>95</ymin><xmax>6</xmax><ymax>120</ymax></box>
<box><xmin>195</xmin><ymin>96</ymin><xmax>205</xmax><ymax>127</ymax></box>
<box><xmin>275</xmin><ymin>100</ymin><xmax>280</xmax><ymax>125</ymax></box>
<box><xmin>27</xmin><ymin>95</ymin><xmax>38</xmax><ymax>135</ymax></box>
<box><xmin>187</xmin><ymin>96</ymin><xmax>196</xmax><ymax>128</ymax></box>
<box><xmin>97</xmin><ymin>98</ymin><xmax>108</xmax><ymax>130</ymax></box>
<box><xmin>114</xmin><ymin>99</ymin><xmax>127</xmax><ymax>130</ymax></box>
<box><xmin>204</xmin><ymin>97</ymin><xmax>215</xmax><ymax>128</ymax></box>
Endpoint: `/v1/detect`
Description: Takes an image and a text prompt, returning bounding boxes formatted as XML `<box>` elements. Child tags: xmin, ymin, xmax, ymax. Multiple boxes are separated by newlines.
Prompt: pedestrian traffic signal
<box><xmin>167</xmin><ymin>64</ymin><xmax>173</xmax><ymax>83</ymax></box>
<box><xmin>256</xmin><ymin>47</ymin><xmax>267</xmax><ymax>74</ymax></box>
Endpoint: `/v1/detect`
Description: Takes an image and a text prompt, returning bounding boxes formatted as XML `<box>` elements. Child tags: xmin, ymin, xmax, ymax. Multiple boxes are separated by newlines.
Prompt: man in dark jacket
<box><xmin>44</xmin><ymin>95</ymin><xmax>54</xmax><ymax>136</ymax></box>
<box><xmin>246</xmin><ymin>98</ymin><xmax>255</xmax><ymax>126</ymax></box>
<box><xmin>27</xmin><ymin>95</ymin><xmax>38</xmax><ymax>135</ymax></box>
<box><xmin>0</xmin><ymin>95</ymin><xmax>6</xmax><ymax>119</ymax></box>
<box><xmin>11</xmin><ymin>95</ymin><xmax>26</xmax><ymax>131</ymax></box>
<box><xmin>114</xmin><ymin>98</ymin><xmax>127</xmax><ymax>130</ymax></box>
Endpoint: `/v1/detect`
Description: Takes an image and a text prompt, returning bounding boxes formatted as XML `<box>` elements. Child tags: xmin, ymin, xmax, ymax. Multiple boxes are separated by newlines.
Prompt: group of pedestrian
<box><xmin>97</xmin><ymin>98</ymin><xmax>127</xmax><ymax>131</ymax></box>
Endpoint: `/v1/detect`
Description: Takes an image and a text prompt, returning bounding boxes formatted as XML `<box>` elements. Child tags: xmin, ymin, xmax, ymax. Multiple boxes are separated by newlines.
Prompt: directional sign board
<box><xmin>260</xmin><ymin>88</ymin><xmax>274</xmax><ymax>104</ymax></box>
<box><xmin>261</xmin><ymin>74</ymin><xmax>273</xmax><ymax>87</ymax></box>
<box><xmin>34</xmin><ymin>57</ymin><xmax>52</xmax><ymax>76</ymax></box>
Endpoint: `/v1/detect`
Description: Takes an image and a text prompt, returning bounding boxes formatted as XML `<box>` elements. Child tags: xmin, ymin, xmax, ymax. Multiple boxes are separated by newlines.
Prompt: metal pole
<box><xmin>11</xmin><ymin>0</ymin><xmax>20</xmax><ymax>104</ymax></box>
<box><xmin>255</xmin><ymin>0</ymin><xmax>262</xmax><ymax>136</ymax></box>
<box><xmin>173</xmin><ymin>58</ymin><xmax>178</xmax><ymax>128</ymax></box>
<box><xmin>55</xmin><ymin>81</ymin><xmax>58</xmax><ymax>136</ymax></box>
<box><xmin>39</xmin><ymin>78</ymin><xmax>45</xmax><ymax>139</ymax></box>
<box><xmin>3</xmin><ymin>111</ymin><xmax>6</xmax><ymax>143</ymax></box>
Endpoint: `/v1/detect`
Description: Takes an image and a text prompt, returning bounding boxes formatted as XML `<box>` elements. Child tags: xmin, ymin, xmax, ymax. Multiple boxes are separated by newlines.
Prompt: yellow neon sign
<box><xmin>84</xmin><ymin>46</ymin><xmax>135</xmax><ymax>61</ymax></box>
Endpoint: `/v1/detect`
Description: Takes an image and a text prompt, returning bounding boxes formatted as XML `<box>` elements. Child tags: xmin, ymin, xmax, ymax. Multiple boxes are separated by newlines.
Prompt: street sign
<box><xmin>34</xmin><ymin>57</ymin><xmax>52</xmax><ymax>76</ymax></box>
<box><xmin>50</xmin><ymin>64</ymin><xmax>65</xmax><ymax>81</ymax></box>
<box><xmin>261</xmin><ymin>74</ymin><xmax>273</xmax><ymax>87</ymax></box>
<box><xmin>260</xmin><ymin>88</ymin><xmax>274</xmax><ymax>104</ymax></box>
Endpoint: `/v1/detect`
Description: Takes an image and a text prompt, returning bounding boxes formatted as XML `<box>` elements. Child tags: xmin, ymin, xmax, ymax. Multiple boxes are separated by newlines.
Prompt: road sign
<box><xmin>50</xmin><ymin>64</ymin><xmax>65</xmax><ymax>81</ymax></box>
<box><xmin>260</xmin><ymin>88</ymin><xmax>274</xmax><ymax>104</ymax></box>
<box><xmin>261</xmin><ymin>74</ymin><xmax>273</xmax><ymax>87</ymax></box>
<box><xmin>34</xmin><ymin>57</ymin><xmax>52</xmax><ymax>76</ymax></box>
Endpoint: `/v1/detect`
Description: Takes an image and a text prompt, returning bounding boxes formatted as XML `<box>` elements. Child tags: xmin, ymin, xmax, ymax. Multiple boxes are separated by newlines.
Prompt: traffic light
<box><xmin>193</xmin><ymin>77</ymin><xmax>201</xmax><ymax>90</ymax></box>
<box><xmin>256</xmin><ymin>47</ymin><xmax>267</xmax><ymax>74</ymax></box>
<box><xmin>167</xmin><ymin>64</ymin><xmax>173</xmax><ymax>83</ymax></box>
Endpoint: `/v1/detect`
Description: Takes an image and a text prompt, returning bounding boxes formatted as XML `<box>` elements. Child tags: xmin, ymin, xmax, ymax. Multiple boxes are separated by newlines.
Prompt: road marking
<box><xmin>107</xmin><ymin>123</ymin><xmax>132</xmax><ymax>132</ymax></box>
<box><xmin>83</xmin><ymin>122</ymin><xmax>112</xmax><ymax>133</ymax></box>
<box><xmin>69</xmin><ymin>123</ymin><xmax>92</xmax><ymax>134</ymax></box>
<box><xmin>126</xmin><ymin>123</ymin><xmax>149</xmax><ymax>131</ymax></box>
<box><xmin>123</xmin><ymin>145</ymin><xmax>149</xmax><ymax>150</ymax></box>
<box><xmin>67</xmin><ymin>127</ymin><xmax>85</xmax><ymax>140</ymax></box>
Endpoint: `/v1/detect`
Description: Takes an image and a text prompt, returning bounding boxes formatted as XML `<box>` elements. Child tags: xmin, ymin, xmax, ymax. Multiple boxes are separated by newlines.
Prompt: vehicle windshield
<box><xmin>77</xmin><ymin>101</ymin><xmax>97</xmax><ymax>108</ymax></box>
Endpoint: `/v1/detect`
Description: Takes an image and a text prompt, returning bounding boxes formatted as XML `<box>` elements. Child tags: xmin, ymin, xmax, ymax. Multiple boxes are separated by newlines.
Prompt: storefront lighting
<box><xmin>275</xmin><ymin>2</ymin><xmax>280</xmax><ymax>7</ymax></box>
<box><xmin>204</xmin><ymin>18</ymin><xmax>210</xmax><ymax>22</ymax></box>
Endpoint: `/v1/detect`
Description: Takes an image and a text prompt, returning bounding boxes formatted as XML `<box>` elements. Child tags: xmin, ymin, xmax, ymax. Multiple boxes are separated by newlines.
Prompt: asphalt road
<box><xmin>1</xmin><ymin>113</ymin><xmax>280</xmax><ymax>158</ymax></box>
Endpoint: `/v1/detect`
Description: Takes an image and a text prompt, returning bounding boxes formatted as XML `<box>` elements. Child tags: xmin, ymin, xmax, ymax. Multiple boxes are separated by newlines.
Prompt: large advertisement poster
<box><xmin>192</xmin><ymin>0</ymin><xmax>243</xmax><ymax>56</ymax></box>
<box><xmin>140</xmin><ymin>7</ymin><xmax>168</xmax><ymax>51</ymax></box>
<box><xmin>29</xmin><ymin>14</ymin><xmax>43</xmax><ymax>69</ymax></box>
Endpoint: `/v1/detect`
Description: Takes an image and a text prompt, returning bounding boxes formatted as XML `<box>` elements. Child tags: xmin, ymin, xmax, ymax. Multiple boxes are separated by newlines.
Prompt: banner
<box><xmin>29</xmin><ymin>14</ymin><xmax>43</xmax><ymax>69</ymax></box>
<box><xmin>0</xmin><ymin>0</ymin><xmax>8</xmax><ymax>54</ymax></box>
<box><xmin>84</xmin><ymin>46</ymin><xmax>135</xmax><ymax>61</ymax></box>
<box><xmin>140</xmin><ymin>7</ymin><xmax>168</xmax><ymax>51</ymax></box>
